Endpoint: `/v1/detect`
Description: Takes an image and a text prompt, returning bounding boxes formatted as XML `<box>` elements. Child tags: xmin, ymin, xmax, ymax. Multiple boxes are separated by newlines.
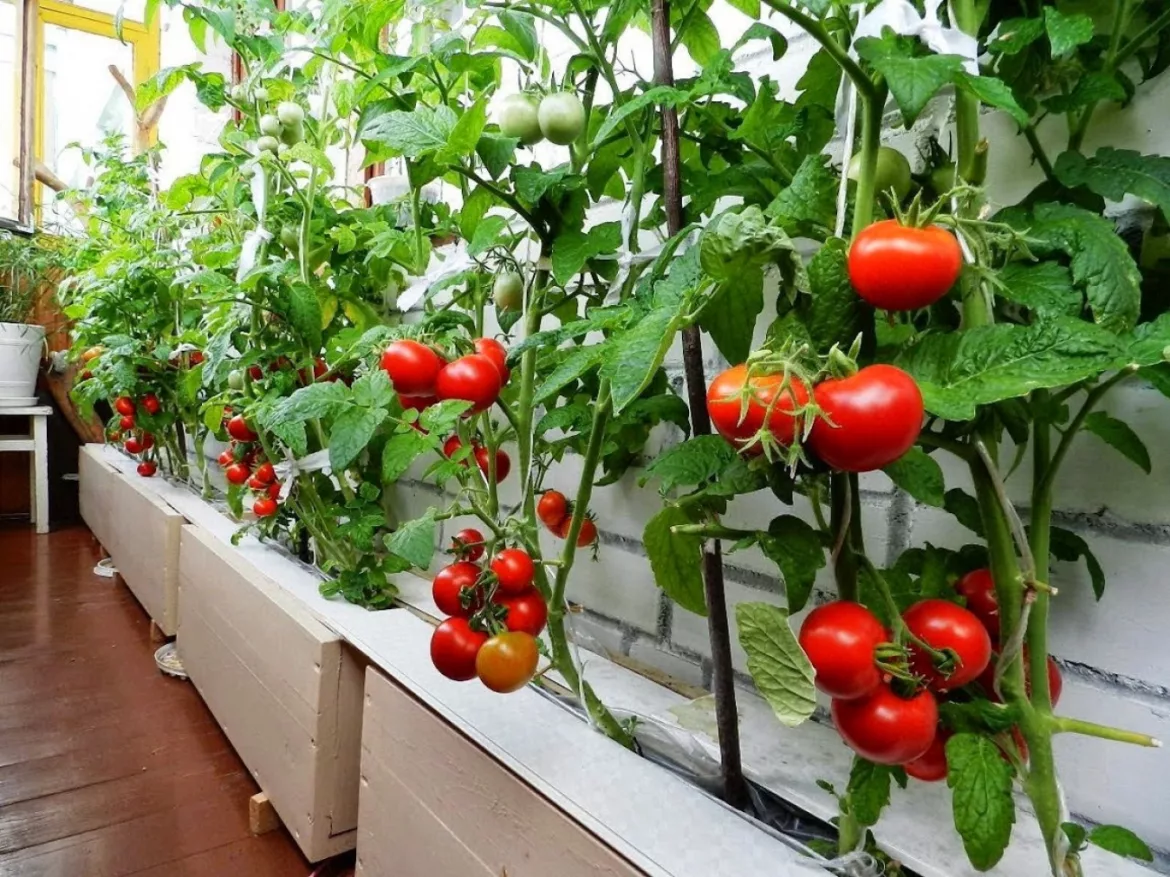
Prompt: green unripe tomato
<box><xmin>227</xmin><ymin>369</ymin><xmax>245</xmax><ymax>391</ymax></box>
<box><xmin>253</xmin><ymin>86</ymin><xmax>269</xmax><ymax>102</ymax></box>
<box><xmin>848</xmin><ymin>145</ymin><xmax>912</xmax><ymax>203</ymax></box>
<box><xmin>497</xmin><ymin>95</ymin><xmax>542</xmax><ymax>146</ymax></box>
<box><xmin>929</xmin><ymin>162</ymin><xmax>958</xmax><ymax>199</ymax></box>
<box><xmin>277</xmin><ymin>101</ymin><xmax>305</xmax><ymax>127</ymax></box>
<box><xmin>537</xmin><ymin>92</ymin><xmax>586</xmax><ymax>146</ymax></box>
<box><xmin>229</xmin><ymin>84</ymin><xmax>249</xmax><ymax>103</ymax></box>
<box><xmin>279</xmin><ymin>120</ymin><xmax>304</xmax><ymax>146</ymax></box>
<box><xmin>280</xmin><ymin>226</ymin><xmax>300</xmax><ymax>251</ymax></box>
<box><xmin>256</xmin><ymin>135</ymin><xmax>281</xmax><ymax>155</ymax></box>
<box><xmin>493</xmin><ymin>271</ymin><xmax>524</xmax><ymax>311</ymax></box>
<box><xmin>259</xmin><ymin>114</ymin><xmax>282</xmax><ymax>137</ymax></box>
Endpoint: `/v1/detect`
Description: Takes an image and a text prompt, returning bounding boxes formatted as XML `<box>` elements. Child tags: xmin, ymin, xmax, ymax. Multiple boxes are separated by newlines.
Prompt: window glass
<box><xmin>62</xmin><ymin>1</ymin><xmax>147</xmax><ymax>21</ymax></box>
<box><xmin>0</xmin><ymin>0</ymin><xmax>17</xmax><ymax>220</ymax></box>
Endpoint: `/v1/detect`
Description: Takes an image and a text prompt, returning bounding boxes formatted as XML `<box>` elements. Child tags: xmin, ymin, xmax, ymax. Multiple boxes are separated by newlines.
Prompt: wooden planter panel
<box><xmin>356</xmin><ymin>667</ymin><xmax>644</xmax><ymax>877</ymax></box>
<box><xmin>177</xmin><ymin>525</ymin><xmax>361</xmax><ymax>861</ymax></box>
<box><xmin>79</xmin><ymin>444</ymin><xmax>182</xmax><ymax>635</ymax></box>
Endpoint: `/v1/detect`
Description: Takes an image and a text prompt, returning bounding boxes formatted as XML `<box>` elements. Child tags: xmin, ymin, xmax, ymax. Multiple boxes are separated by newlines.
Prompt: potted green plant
<box><xmin>0</xmin><ymin>230</ymin><xmax>52</xmax><ymax>406</ymax></box>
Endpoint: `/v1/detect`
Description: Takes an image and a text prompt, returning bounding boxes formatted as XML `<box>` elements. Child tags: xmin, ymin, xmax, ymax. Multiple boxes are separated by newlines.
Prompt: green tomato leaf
<box><xmin>643</xmin><ymin>505</ymin><xmax>708</xmax><ymax>617</ymax></box>
<box><xmin>1087</xmin><ymin>825</ymin><xmax>1154</xmax><ymax>861</ymax></box>
<box><xmin>1054</xmin><ymin>148</ymin><xmax>1170</xmax><ymax>220</ymax></box>
<box><xmin>803</xmin><ymin>236</ymin><xmax>866</xmax><ymax>351</ymax></box>
<box><xmin>362</xmin><ymin>105</ymin><xmax>458</xmax><ymax>159</ymax></box>
<box><xmin>855</xmin><ymin>36</ymin><xmax>964</xmax><ymax>126</ymax></box>
<box><xmin>640</xmin><ymin>435</ymin><xmax>738</xmax><ymax>494</ymax></box>
<box><xmin>498</xmin><ymin>10</ymin><xmax>537</xmax><ymax>61</ymax></box>
<box><xmin>989</xmin><ymin>16</ymin><xmax>1045</xmax><ymax>55</ymax></box>
<box><xmin>700</xmin><ymin>273</ymin><xmax>763</xmax><ymax>366</ymax></box>
<box><xmin>735</xmin><ymin>602</ymin><xmax>816</xmax><ymax>726</ymax></box>
<box><xmin>1044</xmin><ymin>7</ymin><xmax>1095</xmax><ymax>57</ymax></box>
<box><xmin>1045</xmin><ymin>72</ymin><xmax>1126</xmax><ymax>114</ymax></box>
<box><xmin>848</xmin><ymin>758</ymin><xmax>892</xmax><ymax>828</ymax></box>
<box><xmin>468</xmin><ymin>215</ymin><xmax>510</xmax><ymax>256</ymax></box>
<box><xmin>732</xmin><ymin>22</ymin><xmax>786</xmax><ymax>59</ymax></box>
<box><xmin>273</xmin><ymin>380</ymin><xmax>350</xmax><ymax>423</ymax></box>
<box><xmin>440</xmin><ymin>99</ymin><xmax>488</xmax><ymax>163</ymax></box>
<box><xmin>329</xmin><ymin>406</ymin><xmax>388</xmax><ymax>470</ymax></box>
<box><xmin>551</xmin><ymin>222</ymin><xmax>622</xmax><ymax>285</ymax></box>
<box><xmin>897</xmin><ymin>318</ymin><xmax>1125</xmax><ymax>421</ymax></box>
<box><xmin>947</xmin><ymin>733</ymin><xmax>1016</xmax><ymax>870</ymax></box>
<box><xmin>351</xmin><ymin>369</ymin><xmax>395</xmax><ymax>409</ymax></box>
<box><xmin>512</xmin><ymin>165</ymin><xmax>575</xmax><ymax>204</ymax></box>
<box><xmin>996</xmin><ymin>262</ymin><xmax>1082</xmax><ymax>318</ymax></box>
<box><xmin>945</xmin><ymin>488</ymin><xmax>985</xmax><ymax>537</ymax></box>
<box><xmin>767</xmin><ymin>154</ymin><xmax>837</xmax><ymax>238</ymax></box>
<box><xmin>602</xmin><ymin>305</ymin><xmax>684</xmax><ymax>415</ymax></box>
<box><xmin>700</xmin><ymin>205</ymin><xmax>800</xmax><ymax>282</ymax></box>
<box><xmin>1082</xmin><ymin>410</ymin><xmax>1151</xmax><ymax>473</ymax></box>
<box><xmin>1062</xmin><ymin>822</ymin><xmax>1089</xmax><ymax>852</ymax></box>
<box><xmin>385</xmin><ymin>509</ymin><xmax>437</xmax><ymax>570</ymax></box>
<box><xmin>883</xmin><ymin>447</ymin><xmax>945</xmax><ymax>507</ymax></box>
<box><xmin>381</xmin><ymin>428</ymin><xmax>431</xmax><ymax>484</ymax></box>
<box><xmin>287</xmin><ymin>283</ymin><xmax>323</xmax><ymax>351</ymax></box>
<box><xmin>1049</xmin><ymin>526</ymin><xmax>1107</xmax><ymax>600</ymax></box>
<box><xmin>418</xmin><ymin>399</ymin><xmax>473</xmax><ymax>434</ymax></box>
<box><xmin>535</xmin><ymin>344</ymin><xmax>605</xmax><ymax>404</ymax></box>
<box><xmin>758</xmin><ymin>516</ymin><xmax>826</xmax><ymax>613</ymax></box>
<box><xmin>679</xmin><ymin>10</ymin><xmax>720</xmax><ymax>66</ymax></box>
<box><xmin>459</xmin><ymin>185</ymin><xmax>495</xmax><ymax>241</ymax></box>
<box><xmin>591</xmin><ymin>86</ymin><xmax>691</xmax><ymax>148</ymax></box>
<box><xmin>953</xmin><ymin>73</ymin><xmax>1028</xmax><ymax>126</ymax></box>
<box><xmin>475</xmin><ymin>134</ymin><xmax>519</xmax><ymax>180</ymax></box>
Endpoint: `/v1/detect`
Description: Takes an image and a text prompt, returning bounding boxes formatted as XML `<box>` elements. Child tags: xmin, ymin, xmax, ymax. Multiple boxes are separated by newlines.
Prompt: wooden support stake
<box><xmin>650</xmin><ymin>0</ymin><xmax>749</xmax><ymax>811</ymax></box>
<box><xmin>149</xmin><ymin>620</ymin><xmax>167</xmax><ymax>645</ymax></box>
<box><xmin>249</xmin><ymin>792</ymin><xmax>281</xmax><ymax>835</ymax></box>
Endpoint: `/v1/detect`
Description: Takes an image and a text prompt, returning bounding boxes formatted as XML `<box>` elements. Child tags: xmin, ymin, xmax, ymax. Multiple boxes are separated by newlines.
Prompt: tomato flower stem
<box><xmin>1052</xmin><ymin>716</ymin><xmax>1162</xmax><ymax>748</ymax></box>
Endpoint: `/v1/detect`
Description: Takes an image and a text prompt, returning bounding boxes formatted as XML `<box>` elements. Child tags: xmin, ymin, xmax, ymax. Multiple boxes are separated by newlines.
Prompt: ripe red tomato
<box><xmin>430</xmin><ymin>618</ymin><xmax>488</xmax><ymax>681</ymax></box>
<box><xmin>476</xmin><ymin>632</ymin><xmax>539</xmax><ymax>693</ymax></box>
<box><xmin>435</xmin><ymin>354</ymin><xmax>502</xmax><ymax>414</ymax></box>
<box><xmin>248</xmin><ymin>364</ymin><xmax>265</xmax><ymax>381</ymax></box>
<box><xmin>189</xmin><ymin>351</ymin><xmax>205</xmax><ymax>366</ymax></box>
<box><xmin>495</xmin><ymin>590</ymin><xmax>548</xmax><ymax>636</ymax></box>
<box><xmin>139</xmin><ymin>433</ymin><xmax>154</xmax><ymax>451</ymax></box>
<box><xmin>831</xmin><ymin>684</ymin><xmax>939</xmax><ymax>765</ymax></box>
<box><xmin>903</xmin><ymin>728</ymin><xmax>951</xmax><ymax>782</ymax></box>
<box><xmin>473</xmin><ymin>445</ymin><xmax>511</xmax><ymax>481</ymax></box>
<box><xmin>227</xmin><ymin>414</ymin><xmax>259</xmax><ymax>442</ymax></box>
<box><xmin>537</xmin><ymin>490</ymin><xmax>568</xmax><ymax>529</ymax></box>
<box><xmin>443</xmin><ymin>435</ymin><xmax>468</xmax><ymax>462</ymax></box>
<box><xmin>225</xmin><ymin>462</ymin><xmax>252</xmax><ymax>485</ymax></box>
<box><xmin>380</xmin><ymin>339</ymin><xmax>444</xmax><ymax>395</ymax></box>
<box><xmin>432</xmin><ymin>561</ymin><xmax>484</xmax><ymax>617</ymax></box>
<box><xmin>141</xmin><ymin>393</ymin><xmax>161</xmax><ymax>415</ymax></box>
<box><xmin>554</xmin><ymin>516</ymin><xmax>597</xmax><ymax>547</ymax></box>
<box><xmin>266</xmin><ymin>482</ymin><xmax>282</xmax><ymax>500</ymax></box>
<box><xmin>955</xmin><ymin>568</ymin><xmax>1000</xmax><ymax>636</ymax></box>
<box><xmin>978</xmin><ymin>650</ymin><xmax>1063</xmax><ymax>707</ymax></box>
<box><xmin>473</xmin><ymin>337</ymin><xmax>510</xmax><ymax>384</ymax></box>
<box><xmin>848</xmin><ymin>220</ymin><xmax>962</xmax><ymax>311</ymax></box>
<box><xmin>490</xmin><ymin>548</ymin><xmax>535</xmax><ymax>595</ymax></box>
<box><xmin>124</xmin><ymin>437</ymin><xmax>143</xmax><ymax>455</ymax></box>
<box><xmin>706</xmin><ymin>365</ymin><xmax>810</xmax><ymax>455</ymax></box>
<box><xmin>253</xmin><ymin>461</ymin><xmax>276</xmax><ymax>485</ymax></box>
<box><xmin>119</xmin><ymin>415</ymin><xmax>135</xmax><ymax>431</ymax></box>
<box><xmin>136</xmin><ymin>461</ymin><xmax>157</xmax><ymax>478</ymax></box>
<box><xmin>903</xmin><ymin>599</ymin><xmax>992</xmax><ymax>692</ymax></box>
<box><xmin>253</xmin><ymin>497</ymin><xmax>278</xmax><ymax>517</ymax></box>
<box><xmin>217</xmin><ymin>449</ymin><xmax>235</xmax><ymax>467</ymax></box>
<box><xmin>799</xmin><ymin>601</ymin><xmax>887</xmax><ymax>700</ymax></box>
<box><xmin>451</xmin><ymin>528</ymin><xmax>486</xmax><ymax>561</ymax></box>
<box><xmin>247</xmin><ymin>474</ymin><xmax>268</xmax><ymax>491</ymax></box>
<box><xmin>114</xmin><ymin>396</ymin><xmax>136</xmax><ymax>417</ymax></box>
<box><xmin>808</xmin><ymin>365</ymin><xmax>924</xmax><ymax>472</ymax></box>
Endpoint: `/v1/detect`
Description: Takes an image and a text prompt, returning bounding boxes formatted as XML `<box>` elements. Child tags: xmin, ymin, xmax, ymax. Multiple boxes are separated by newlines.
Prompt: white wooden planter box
<box><xmin>78</xmin><ymin>443</ymin><xmax>182</xmax><ymax>635</ymax></box>
<box><xmin>177</xmin><ymin>524</ymin><xmax>364</xmax><ymax>861</ymax></box>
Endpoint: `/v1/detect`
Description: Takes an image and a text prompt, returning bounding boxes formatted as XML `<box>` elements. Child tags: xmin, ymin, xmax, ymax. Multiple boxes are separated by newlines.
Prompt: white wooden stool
<box><xmin>0</xmin><ymin>405</ymin><xmax>51</xmax><ymax>534</ymax></box>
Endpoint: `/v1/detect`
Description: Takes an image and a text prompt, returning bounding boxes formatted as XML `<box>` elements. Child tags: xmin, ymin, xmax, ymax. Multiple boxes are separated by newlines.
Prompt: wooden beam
<box><xmin>17</xmin><ymin>0</ymin><xmax>37</xmax><ymax>224</ymax></box>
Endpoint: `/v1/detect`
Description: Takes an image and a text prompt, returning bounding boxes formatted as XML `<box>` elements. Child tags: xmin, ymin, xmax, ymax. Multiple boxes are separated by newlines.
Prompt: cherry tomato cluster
<box><xmin>216</xmin><ymin>413</ymin><xmax>282</xmax><ymax>517</ymax></box>
<box><xmin>443</xmin><ymin>436</ymin><xmax>511</xmax><ymax>481</ymax></box>
<box><xmin>114</xmin><ymin>395</ymin><xmax>162</xmax><ymax>477</ymax></box>
<box><xmin>246</xmin><ymin>356</ymin><xmax>334</xmax><ymax>386</ymax></box>
<box><xmin>380</xmin><ymin>337</ymin><xmax>510</xmax><ymax>415</ymax></box>
<box><xmin>707</xmin><ymin>362</ymin><xmax>924</xmax><ymax>473</ymax></box>
<box><xmin>537</xmin><ymin>490</ymin><xmax>597</xmax><ymax>546</ymax></box>
<box><xmin>429</xmin><ymin>538</ymin><xmax>545</xmax><ymax>694</ymax></box>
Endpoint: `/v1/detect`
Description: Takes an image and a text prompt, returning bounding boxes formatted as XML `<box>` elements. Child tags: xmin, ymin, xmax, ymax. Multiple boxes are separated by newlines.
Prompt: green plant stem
<box><xmin>670</xmin><ymin>522</ymin><xmax>754</xmax><ymax>540</ymax></box>
<box><xmin>1114</xmin><ymin>5</ymin><xmax>1170</xmax><ymax>68</ymax></box>
<box><xmin>1028</xmin><ymin>390</ymin><xmax>1055</xmax><ymax>712</ymax></box>
<box><xmin>1022</xmin><ymin>125</ymin><xmax>1056</xmax><ymax>181</ymax></box>
<box><xmin>1069</xmin><ymin>0</ymin><xmax>1133</xmax><ymax>151</ymax></box>
<box><xmin>829</xmin><ymin>472</ymin><xmax>858</xmax><ymax>601</ymax></box>
<box><xmin>1053</xmin><ymin>716</ymin><xmax>1162</xmax><ymax>747</ymax></box>
<box><xmin>850</xmin><ymin>83</ymin><xmax>887</xmax><ymax>236</ymax></box>
<box><xmin>916</xmin><ymin>431</ymin><xmax>975</xmax><ymax>460</ymax></box>
<box><xmin>758</xmin><ymin>0</ymin><xmax>876</xmax><ymax>102</ymax></box>
<box><xmin>449</xmin><ymin>166</ymin><xmax>543</xmax><ymax>235</ymax></box>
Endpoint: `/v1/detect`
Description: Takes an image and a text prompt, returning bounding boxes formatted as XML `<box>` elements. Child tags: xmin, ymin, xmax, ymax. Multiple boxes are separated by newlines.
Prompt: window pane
<box><xmin>40</xmin><ymin>23</ymin><xmax>135</xmax><ymax>227</ymax></box>
<box><xmin>63</xmin><ymin>1</ymin><xmax>147</xmax><ymax>21</ymax></box>
<box><xmin>0</xmin><ymin>0</ymin><xmax>17</xmax><ymax>221</ymax></box>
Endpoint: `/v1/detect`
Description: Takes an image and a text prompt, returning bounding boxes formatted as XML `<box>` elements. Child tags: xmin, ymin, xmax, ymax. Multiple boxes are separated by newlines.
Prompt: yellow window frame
<box><xmin>32</xmin><ymin>0</ymin><xmax>160</xmax><ymax>211</ymax></box>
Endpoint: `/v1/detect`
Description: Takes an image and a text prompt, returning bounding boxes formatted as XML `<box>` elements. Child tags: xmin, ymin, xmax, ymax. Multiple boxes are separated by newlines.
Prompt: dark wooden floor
<box><xmin>0</xmin><ymin>524</ymin><xmax>338</xmax><ymax>877</ymax></box>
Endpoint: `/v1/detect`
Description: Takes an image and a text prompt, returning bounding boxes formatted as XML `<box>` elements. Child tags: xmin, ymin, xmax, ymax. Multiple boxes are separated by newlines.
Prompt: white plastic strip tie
<box><xmin>237</xmin><ymin>227</ymin><xmax>274</xmax><ymax>282</ymax></box>
<box><xmin>274</xmin><ymin>448</ymin><xmax>332</xmax><ymax>502</ymax></box>
<box><xmin>94</xmin><ymin>557</ymin><xmax>117</xmax><ymax>578</ymax></box>
<box><xmin>250</xmin><ymin>162</ymin><xmax>269</xmax><ymax>225</ymax></box>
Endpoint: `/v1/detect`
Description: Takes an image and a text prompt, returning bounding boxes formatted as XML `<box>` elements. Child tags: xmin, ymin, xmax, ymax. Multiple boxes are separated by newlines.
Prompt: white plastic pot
<box><xmin>0</xmin><ymin>322</ymin><xmax>45</xmax><ymax>406</ymax></box>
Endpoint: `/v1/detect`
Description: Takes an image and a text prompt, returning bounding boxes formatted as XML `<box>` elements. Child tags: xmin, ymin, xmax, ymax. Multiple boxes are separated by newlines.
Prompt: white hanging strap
<box><xmin>274</xmin><ymin>448</ymin><xmax>332</xmax><ymax>501</ymax></box>
<box><xmin>833</xmin><ymin>79</ymin><xmax>858</xmax><ymax>239</ymax></box>
<box><xmin>237</xmin><ymin>227</ymin><xmax>273</xmax><ymax>281</ymax></box>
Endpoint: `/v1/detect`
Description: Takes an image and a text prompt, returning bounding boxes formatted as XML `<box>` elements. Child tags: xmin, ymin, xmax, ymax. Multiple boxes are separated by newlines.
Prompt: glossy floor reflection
<box><xmin>0</xmin><ymin>524</ymin><xmax>327</xmax><ymax>876</ymax></box>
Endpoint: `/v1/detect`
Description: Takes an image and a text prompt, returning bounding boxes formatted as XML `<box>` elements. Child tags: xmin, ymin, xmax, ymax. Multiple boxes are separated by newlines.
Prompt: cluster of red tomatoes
<box><xmin>801</xmin><ymin>569</ymin><xmax>1062</xmax><ymax>779</ymax></box>
<box><xmin>112</xmin><ymin>395</ymin><xmax>161</xmax><ymax>478</ymax></box>
<box><xmin>537</xmin><ymin>490</ymin><xmax>597</xmax><ymax>547</ymax></box>
<box><xmin>215</xmin><ymin>413</ymin><xmax>282</xmax><ymax>517</ymax></box>
<box><xmin>707</xmin><ymin>363</ymin><xmax>924</xmax><ymax>472</ymax></box>
<box><xmin>380</xmin><ymin>337</ymin><xmax>510</xmax><ymax>415</ymax></box>
<box><xmin>429</xmin><ymin>533</ymin><xmax>546</xmax><ymax>694</ymax></box>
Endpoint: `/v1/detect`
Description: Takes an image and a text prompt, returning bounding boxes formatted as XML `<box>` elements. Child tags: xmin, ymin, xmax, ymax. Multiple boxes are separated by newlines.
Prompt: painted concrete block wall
<box><xmin>384</xmin><ymin>5</ymin><xmax>1170</xmax><ymax>864</ymax></box>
